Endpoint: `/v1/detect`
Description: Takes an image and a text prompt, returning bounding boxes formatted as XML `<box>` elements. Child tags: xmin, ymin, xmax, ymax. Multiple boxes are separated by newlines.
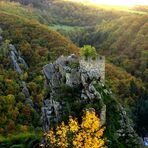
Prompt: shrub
<box><xmin>44</xmin><ymin>110</ymin><xmax>106</xmax><ymax>148</ymax></box>
<box><xmin>80</xmin><ymin>45</ymin><xmax>97</xmax><ymax>60</ymax></box>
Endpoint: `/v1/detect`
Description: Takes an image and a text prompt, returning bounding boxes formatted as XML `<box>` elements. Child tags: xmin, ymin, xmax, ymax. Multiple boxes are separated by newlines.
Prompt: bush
<box><xmin>44</xmin><ymin>110</ymin><xmax>106</xmax><ymax>148</ymax></box>
<box><xmin>80</xmin><ymin>45</ymin><xmax>97</xmax><ymax>60</ymax></box>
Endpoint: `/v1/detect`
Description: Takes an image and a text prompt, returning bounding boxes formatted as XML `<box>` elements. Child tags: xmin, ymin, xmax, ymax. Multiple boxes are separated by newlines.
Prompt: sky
<box><xmin>71</xmin><ymin>0</ymin><xmax>148</xmax><ymax>6</ymax></box>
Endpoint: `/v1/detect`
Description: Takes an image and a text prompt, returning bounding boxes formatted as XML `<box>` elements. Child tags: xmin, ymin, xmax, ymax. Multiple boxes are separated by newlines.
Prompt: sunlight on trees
<box><xmin>42</xmin><ymin>110</ymin><xmax>106</xmax><ymax>148</ymax></box>
<box><xmin>80</xmin><ymin>45</ymin><xmax>98</xmax><ymax>59</ymax></box>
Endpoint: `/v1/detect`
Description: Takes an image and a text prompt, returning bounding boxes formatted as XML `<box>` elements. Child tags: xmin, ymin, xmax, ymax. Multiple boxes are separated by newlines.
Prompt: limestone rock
<box><xmin>9</xmin><ymin>44</ymin><xmax>29</xmax><ymax>74</ymax></box>
<box><xmin>9</xmin><ymin>44</ymin><xmax>17</xmax><ymax>55</ymax></box>
<box><xmin>42</xmin><ymin>54</ymin><xmax>106</xmax><ymax>132</ymax></box>
<box><xmin>42</xmin><ymin>98</ymin><xmax>61</xmax><ymax>132</ymax></box>
<box><xmin>43</xmin><ymin>64</ymin><xmax>55</xmax><ymax>82</ymax></box>
<box><xmin>117</xmin><ymin>104</ymin><xmax>142</xmax><ymax>147</ymax></box>
<box><xmin>6</xmin><ymin>43</ymin><xmax>37</xmax><ymax>112</ymax></box>
<box><xmin>66</xmin><ymin>69</ymin><xmax>80</xmax><ymax>87</ymax></box>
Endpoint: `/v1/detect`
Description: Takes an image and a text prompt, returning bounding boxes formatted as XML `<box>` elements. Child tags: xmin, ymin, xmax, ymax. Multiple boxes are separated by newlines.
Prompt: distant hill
<box><xmin>0</xmin><ymin>0</ymin><xmax>121</xmax><ymax>26</ymax></box>
<box><xmin>132</xmin><ymin>5</ymin><xmax>148</xmax><ymax>13</ymax></box>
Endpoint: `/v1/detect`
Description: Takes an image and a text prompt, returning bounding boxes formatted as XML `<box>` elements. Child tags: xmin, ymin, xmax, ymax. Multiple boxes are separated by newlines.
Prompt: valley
<box><xmin>0</xmin><ymin>0</ymin><xmax>148</xmax><ymax>147</ymax></box>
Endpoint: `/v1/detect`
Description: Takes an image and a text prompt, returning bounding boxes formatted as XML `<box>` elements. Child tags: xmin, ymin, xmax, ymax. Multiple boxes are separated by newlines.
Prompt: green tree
<box><xmin>80</xmin><ymin>45</ymin><xmax>97</xmax><ymax>59</ymax></box>
<box><xmin>0</xmin><ymin>40</ymin><xmax>10</xmax><ymax>60</ymax></box>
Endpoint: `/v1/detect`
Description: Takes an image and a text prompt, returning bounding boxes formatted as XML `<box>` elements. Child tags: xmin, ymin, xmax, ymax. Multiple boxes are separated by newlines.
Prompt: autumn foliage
<box><xmin>44</xmin><ymin>110</ymin><xmax>106</xmax><ymax>148</ymax></box>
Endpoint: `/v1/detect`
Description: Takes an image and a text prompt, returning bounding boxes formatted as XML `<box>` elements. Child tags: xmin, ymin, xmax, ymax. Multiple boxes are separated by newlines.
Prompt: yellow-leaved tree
<box><xmin>43</xmin><ymin>110</ymin><xmax>106</xmax><ymax>148</ymax></box>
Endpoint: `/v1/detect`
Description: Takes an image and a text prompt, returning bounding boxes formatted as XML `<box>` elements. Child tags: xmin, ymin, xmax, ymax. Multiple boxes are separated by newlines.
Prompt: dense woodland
<box><xmin>0</xmin><ymin>0</ymin><xmax>148</xmax><ymax>147</ymax></box>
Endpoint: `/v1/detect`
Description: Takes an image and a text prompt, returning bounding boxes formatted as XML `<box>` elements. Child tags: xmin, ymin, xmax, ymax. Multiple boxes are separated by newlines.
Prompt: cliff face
<box><xmin>0</xmin><ymin>33</ymin><xmax>33</xmax><ymax>107</ymax></box>
<box><xmin>42</xmin><ymin>54</ymin><xmax>106</xmax><ymax>132</ymax></box>
<box><xmin>42</xmin><ymin>54</ymin><xmax>143</xmax><ymax>147</ymax></box>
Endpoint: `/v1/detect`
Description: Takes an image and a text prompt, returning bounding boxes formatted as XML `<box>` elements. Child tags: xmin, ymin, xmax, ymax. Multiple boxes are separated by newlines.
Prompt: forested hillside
<box><xmin>0</xmin><ymin>0</ymin><xmax>122</xmax><ymax>26</ymax></box>
<box><xmin>3</xmin><ymin>0</ymin><xmax>147</xmax><ymax>27</ymax></box>
<box><xmin>0</xmin><ymin>0</ymin><xmax>148</xmax><ymax>147</ymax></box>
<box><xmin>75</xmin><ymin>15</ymin><xmax>148</xmax><ymax>85</ymax></box>
<box><xmin>57</xmin><ymin>5</ymin><xmax>148</xmax><ymax>136</ymax></box>
<box><xmin>0</xmin><ymin>5</ymin><xmax>78</xmax><ymax>146</ymax></box>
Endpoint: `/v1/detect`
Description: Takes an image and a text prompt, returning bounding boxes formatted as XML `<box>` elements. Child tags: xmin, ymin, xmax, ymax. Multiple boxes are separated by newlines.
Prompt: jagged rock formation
<box><xmin>117</xmin><ymin>105</ymin><xmax>144</xmax><ymax>148</ymax></box>
<box><xmin>9</xmin><ymin>44</ymin><xmax>33</xmax><ymax>107</ymax></box>
<box><xmin>42</xmin><ymin>54</ymin><xmax>143</xmax><ymax>147</ymax></box>
<box><xmin>42</xmin><ymin>54</ymin><xmax>106</xmax><ymax>132</ymax></box>
<box><xmin>9</xmin><ymin>44</ymin><xmax>28</xmax><ymax>73</ymax></box>
<box><xmin>0</xmin><ymin>31</ymin><xmax>33</xmax><ymax>107</ymax></box>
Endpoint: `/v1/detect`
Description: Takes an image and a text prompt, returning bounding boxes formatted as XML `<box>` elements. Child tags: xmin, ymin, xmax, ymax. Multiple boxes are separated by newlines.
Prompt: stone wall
<box><xmin>80</xmin><ymin>56</ymin><xmax>105</xmax><ymax>82</ymax></box>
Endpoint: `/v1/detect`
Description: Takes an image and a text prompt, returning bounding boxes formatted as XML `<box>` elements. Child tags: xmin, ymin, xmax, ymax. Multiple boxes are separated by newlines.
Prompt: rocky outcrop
<box><xmin>117</xmin><ymin>104</ymin><xmax>143</xmax><ymax>148</ymax></box>
<box><xmin>42</xmin><ymin>54</ymin><xmax>106</xmax><ymax>132</ymax></box>
<box><xmin>42</xmin><ymin>98</ymin><xmax>61</xmax><ymax>132</ymax></box>
<box><xmin>0</xmin><ymin>32</ymin><xmax>33</xmax><ymax>107</ymax></box>
<box><xmin>8</xmin><ymin>44</ymin><xmax>33</xmax><ymax>107</ymax></box>
<box><xmin>42</xmin><ymin>55</ymin><xmax>143</xmax><ymax>147</ymax></box>
<box><xmin>9</xmin><ymin>44</ymin><xmax>28</xmax><ymax>74</ymax></box>
<box><xmin>100</xmin><ymin>105</ymin><xmax>106</xmax><ymax>126</ymax></box>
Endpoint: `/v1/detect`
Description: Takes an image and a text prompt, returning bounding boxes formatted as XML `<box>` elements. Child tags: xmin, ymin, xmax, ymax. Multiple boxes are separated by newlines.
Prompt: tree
<box><xmin>0</xmin><ymin>40</ymin><xmax>10</xmax><ymax>60</ymax></box>
<box><xmin>80</xmin><ymin>45</ymin><xmax>98</xmax><ymax>59</ymax></box>
<box><xmin>44</xmin><ymin>110</ymin><xmax>106</xmax><ymax>148</ymax></box>
<box><xmin>19</xmin><ymin>40</ymin><xmax>35</xmax><ymax>65</ymax></box>
<box><xmin>130</xmin><ymin>80</ymin><xmax>139</xmax><ymax>96</ymax></box>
